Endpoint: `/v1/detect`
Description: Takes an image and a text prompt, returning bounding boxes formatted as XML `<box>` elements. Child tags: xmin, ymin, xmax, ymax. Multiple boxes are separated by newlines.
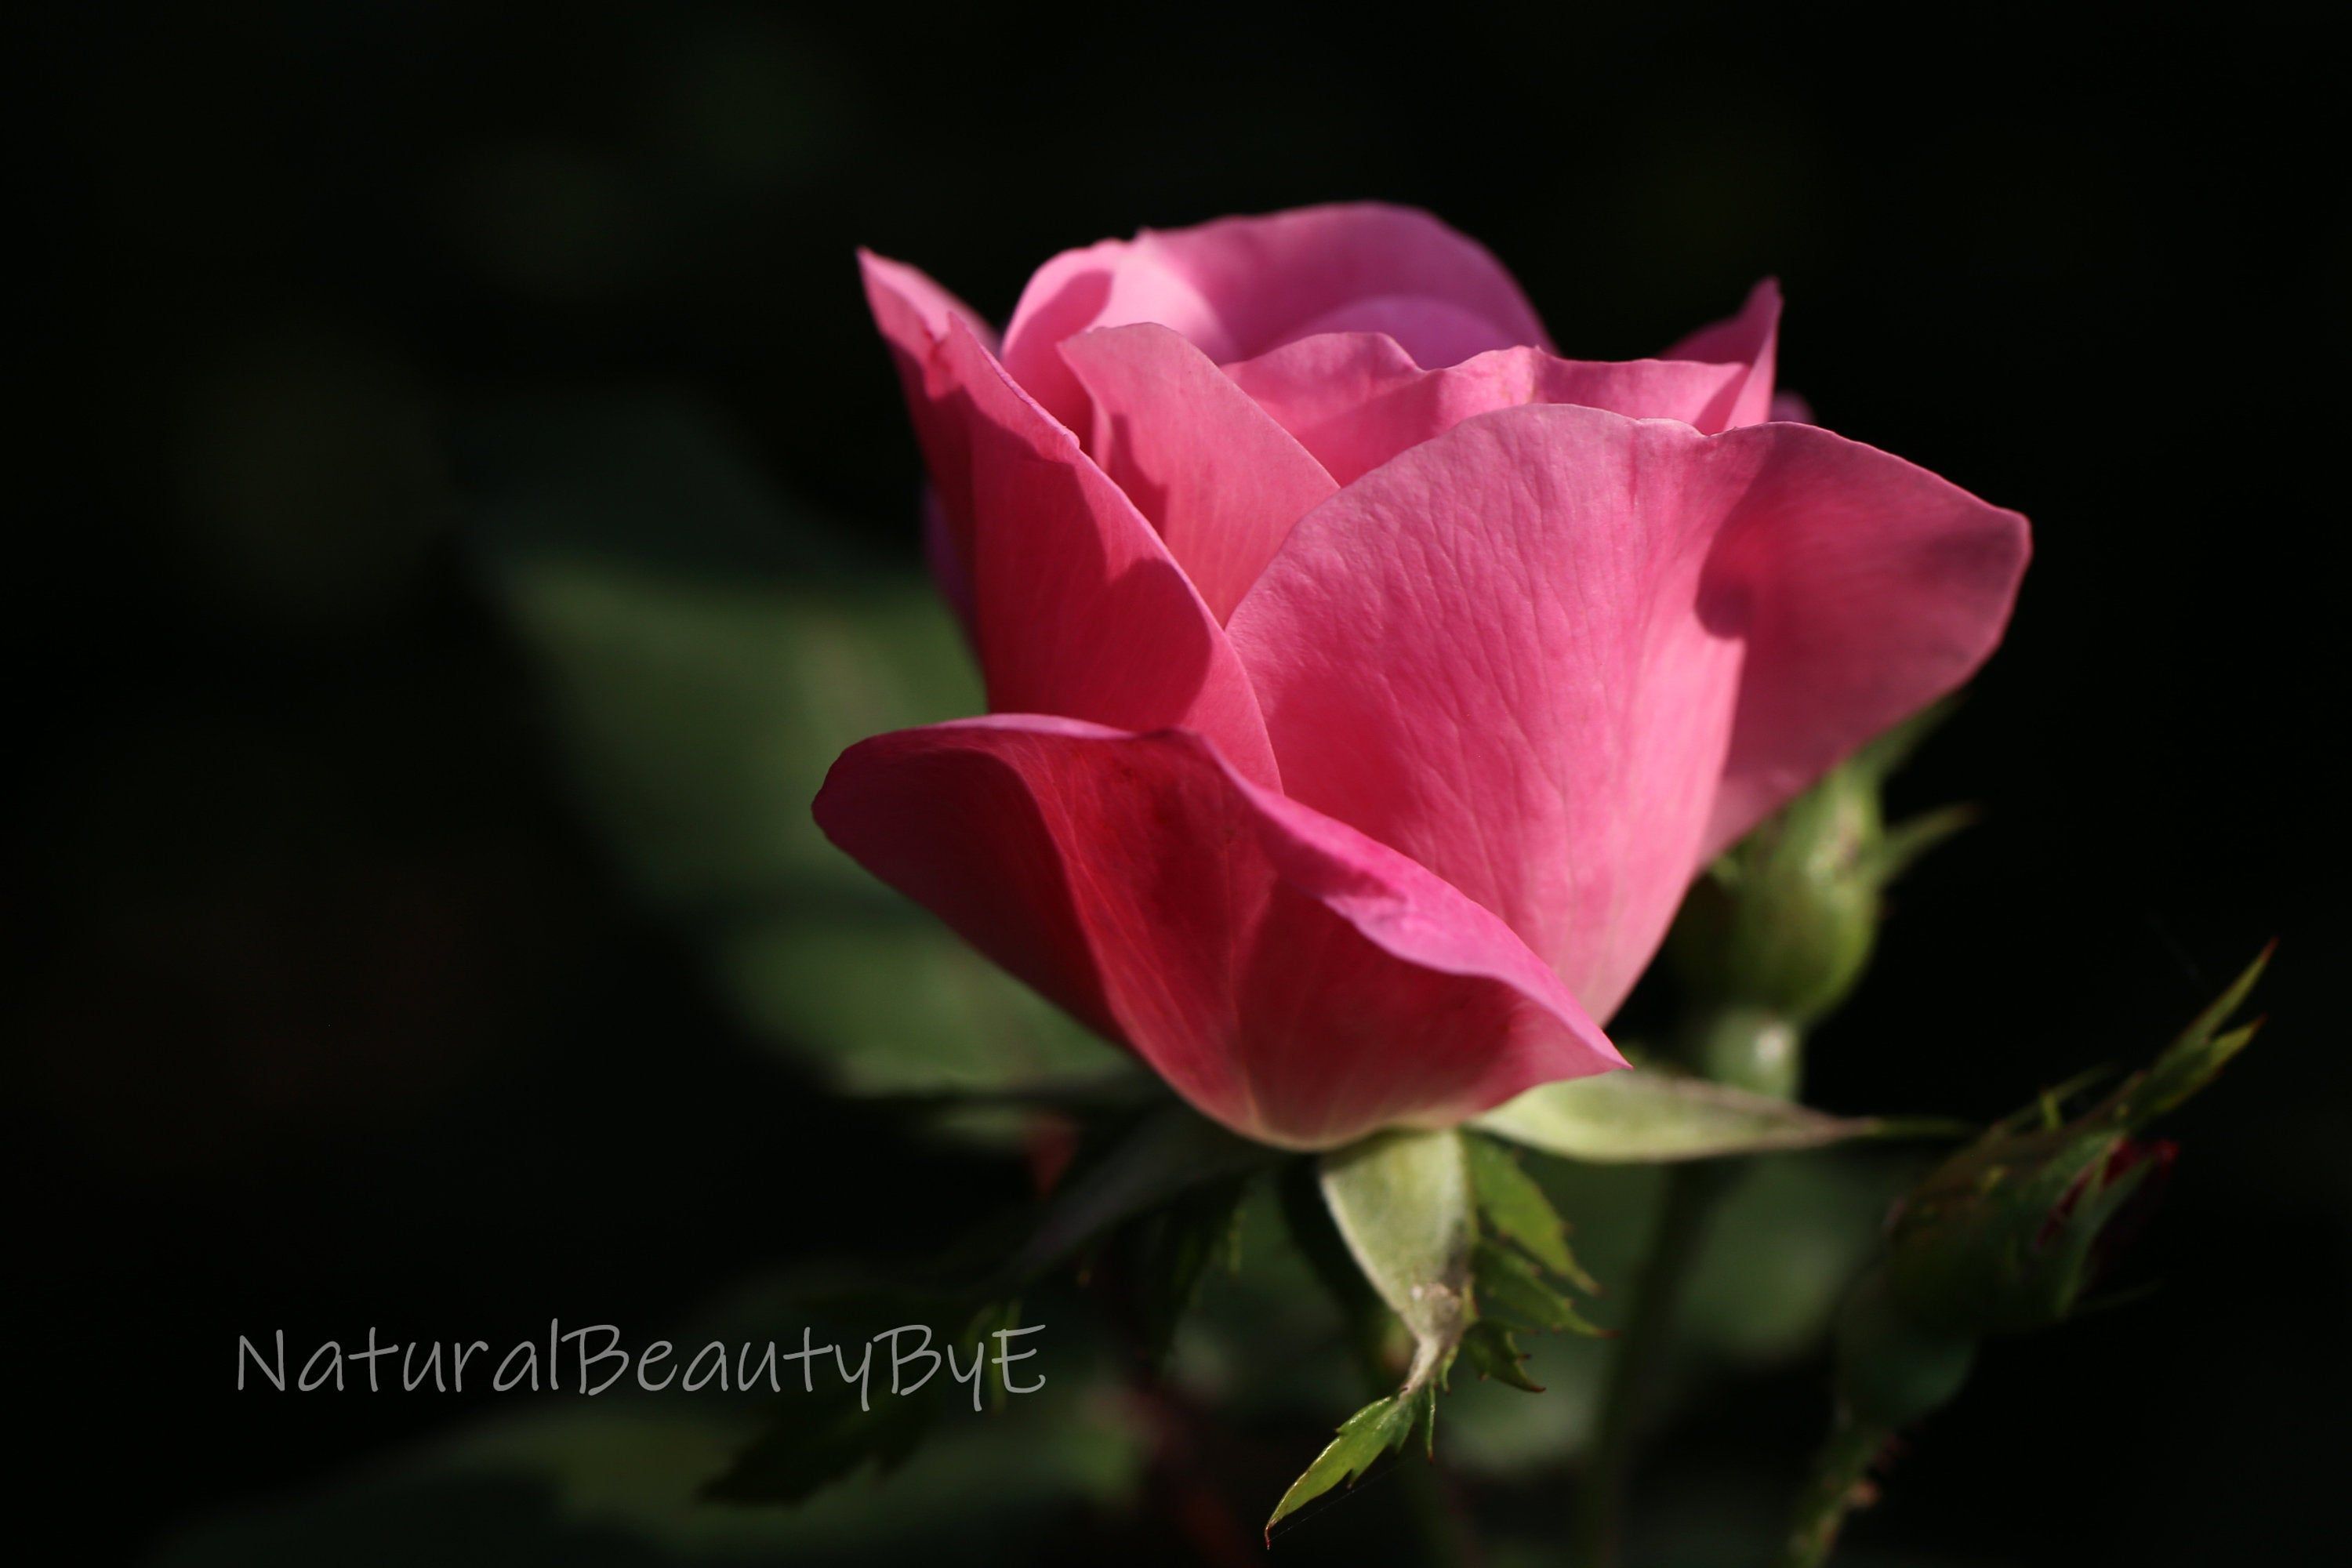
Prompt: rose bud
<box><xmin>1879</xmin><ymin>953</ymin><xmax>2265</xmax><ymax>1335</ymax></box>
<box><xmin>822</xmin><ymin>205</ymin><xmax>2028</xmax><ymax>1150</ymax></box>
<box><xmin>1883</xmin><ymin>1122</ymin><xmax>2172</xmax><ymax>1337</ymax></box>
<box><xmin>1664</xmin><ymin>714</ymin><xmax>1974</xmax><ymax>1093</ymax></box>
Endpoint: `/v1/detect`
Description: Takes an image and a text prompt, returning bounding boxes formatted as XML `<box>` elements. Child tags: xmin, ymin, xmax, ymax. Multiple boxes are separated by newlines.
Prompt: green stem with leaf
<box><xmin>1573</xmin><ymin>1158</ymin><xmax>1728</xmax><ymax>1568</ymax></box>
<box><xmin>1575</xmin><ymin>1007</ymin><xmax>1798</xmax><ymax>1568</ymax></box>
<box><xmin>1773</xmin><ymin>1407</ymin><xmax>1891</xmax><ymax>1568</ymax></box>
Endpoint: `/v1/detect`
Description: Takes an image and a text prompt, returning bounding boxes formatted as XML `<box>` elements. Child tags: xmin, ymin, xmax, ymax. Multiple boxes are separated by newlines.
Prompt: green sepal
<box><xmin>1460</xmin><ymin>1319</ymin><xmax>1544</xmax><ymax>1391</ymax></box>
<box><xmin>2126</xmin><ymin>946</ymin><xmax>2271</xmax><ymax>1120</ymax></box>
<box><xmin>1269</xmin><ymin>1130</ymin><xmax>1477</xmax><ymax>1534</ymax></box>
<box><xmin>1863</xmin><ymin>803</ymin><xmax>1980</xmax><ymax>886</ymax></box>
<box><xmin>1471</xmin><ymin>1241</ymin><xmax>1608</xmax><ymax>1338</ymax></box>
<box><xmin>1476</xmin><ymin>1065</ymin><xmax>1914</xmax><ymax>1163</ymax></box>
<box><xmin>1317</xmin><ymin>1128</ymin><xmax>1474</xmax><ymax>1363</ymax></box>
<box><xmin>1465</xmin><ymin>1133</ymin><xmax>1598</xmax><ymax>1292</ymax></box>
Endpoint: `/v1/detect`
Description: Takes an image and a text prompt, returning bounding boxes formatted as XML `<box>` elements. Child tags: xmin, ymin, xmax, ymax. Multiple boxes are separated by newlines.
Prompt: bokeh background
<box><xmin>18</xmin><ymin>3</ymin><xmax>2343</xmax><ymax>1564</ymax></box>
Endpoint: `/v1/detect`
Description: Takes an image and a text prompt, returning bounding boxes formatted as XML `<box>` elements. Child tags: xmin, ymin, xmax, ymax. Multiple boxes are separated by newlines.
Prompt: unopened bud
<box><xmin>1669</xmin><ymin>713</ymin><xmax>1971</xmax><ymax>1032</ymax></box>
<box><xmin>1880</xmin><ymin>949</ymin><xmax>2266</xmax><ymax>1336</ymax></box>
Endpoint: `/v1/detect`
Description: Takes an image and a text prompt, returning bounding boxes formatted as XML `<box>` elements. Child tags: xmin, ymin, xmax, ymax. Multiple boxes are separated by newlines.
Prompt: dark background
<box><xmin>16</xmin><ymin>2</ymin><xmax>2343</xmax><ymax>1563</ymax></box>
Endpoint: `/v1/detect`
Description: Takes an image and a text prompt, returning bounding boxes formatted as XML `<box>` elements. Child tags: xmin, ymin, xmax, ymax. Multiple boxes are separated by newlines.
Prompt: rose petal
<box><xmin>1059</xmin><ymin>322</ymin><xmax>1338</xmax><ymax>622</ymax></box>
<box><xmin>814</xmin><ymin>716</ymin><xmax>1622</xmax><ymax>1149</ymax></box>
<box><xmin>859</xmin><ymin>252</ymin><xmax>1279</xmax><ymax>785</ymax></box>
<box><xmin>1227</xmin><ymin>404</ymin><xmax>2027</xmax><ymax>1018</ymax></box>
<box><xmin>1222</xmin><ymin>334</ymin><xmax>1761</xmax><ymax>486</ymax></box>
<box><xmin>859</xmin><ymin>249</ymin><xmax>997</xmax><ymax>546</ymax></box>
<box><xmin>1660</xmin><ymin>278</ymin><xmax>1783</xmax><ymax>430</ymax></box>
<box><xmin>1000</xmin><ymin>203</ymin><xmax>1552</xmax><ymax>434</ymax></box>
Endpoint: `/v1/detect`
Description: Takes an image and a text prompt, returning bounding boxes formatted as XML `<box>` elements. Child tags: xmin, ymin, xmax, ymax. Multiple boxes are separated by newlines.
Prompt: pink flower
<box><xmin>820</xmin><ymin>204</ymin><xmax>2028</xmax><ymax>1149</ymax></box>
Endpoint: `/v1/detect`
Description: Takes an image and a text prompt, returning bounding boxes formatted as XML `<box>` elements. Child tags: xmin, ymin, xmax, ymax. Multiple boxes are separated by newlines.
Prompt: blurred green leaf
<box><xmin>1108</xmin><ymin>1172</ymin><xmax>1254</xmax><ymax>1364</ymax></box>
<box><xmin>153</xmin><ymin>1385</ymin><xmax>1142</xmax><ymax>1568</ymax></box>
<box><xmin>470</xmin><ymin>394</ymin><xmax>1122</xmax><ymax>1096</ymax></box>
<box><xmin>702</xmin><ymin>1368</ymin><xmax>937</xmax><ymax>1506</ymax></box>
<box><xmin>1001</xmin><ymin>1105</ymin><xmax>1271</xmax><ymax>1287</ymax></box>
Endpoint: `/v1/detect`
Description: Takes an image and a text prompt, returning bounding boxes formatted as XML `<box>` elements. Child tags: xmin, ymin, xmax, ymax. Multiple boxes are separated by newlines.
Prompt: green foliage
<box><xmin>699</xmin><ymin>1108</ymin><xmax>1264</xmax><ymax>1509</ymax></box>
<box><xmin>1271</xmin><ymin>1127</ymin><xmax>1624</xmax><ymax>1533</ymax></box>
<box><xmin>157</xmin><ymin>1390</ymin><xmax>1142</xmax><ymax>1568</ymax></box>
<box><xmin>158</xmin><ymin>1275</ymin><xmax>1141</xmax><ymax>1567</ymax></box>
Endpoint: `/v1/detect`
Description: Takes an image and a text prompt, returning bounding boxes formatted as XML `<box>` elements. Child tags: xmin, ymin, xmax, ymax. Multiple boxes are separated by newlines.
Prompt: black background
<box><xmin>17</xmin><ymin>3</ymin><xmax>2344</xmax><ymax>1563</ymax></box>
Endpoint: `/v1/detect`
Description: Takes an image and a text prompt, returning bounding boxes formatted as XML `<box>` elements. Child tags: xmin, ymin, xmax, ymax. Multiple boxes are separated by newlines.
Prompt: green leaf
<box><xmin>1317</xmin><ymin>1128</ymin><xmax>1474</xmax><ymax>1364</ymax></box>
<box><xmin>1107</xmin><ymin>1171</ymin><xmax>1254</xmax><ymax>1363</ymax></box>
<box><xmin>1475</xmin><ymin>1065</ymin><xmax>1904</xmax><ymax>1163</ymax></box>
<box><xmin>1471</xmin><ymin>1242</ymin><xmax>1606</xmax><ymax>1338</ymax></box>
<box><xmin>1465</xmin><ymin>1133</ymin><xmax>1596</xmax><ymax>1291</ymax></box>
<box><xmin>1263</xmin><ymin>1394</ymin><xmax>1417</xmax><ymax>1538</ymax></box>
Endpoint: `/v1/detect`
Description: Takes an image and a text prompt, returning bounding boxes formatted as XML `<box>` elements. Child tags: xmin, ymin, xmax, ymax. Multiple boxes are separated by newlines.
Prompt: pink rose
<box><xmin>819</xmin><ymin>203</ymin><xmax>2027</xmax><ymax>1149</ymax></box>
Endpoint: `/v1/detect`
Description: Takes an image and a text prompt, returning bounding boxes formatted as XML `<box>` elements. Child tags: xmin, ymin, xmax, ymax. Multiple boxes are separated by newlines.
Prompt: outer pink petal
<box><xmin>859</xmin><ymin>252</ymin><xmax>1279</xmax><ymax>787</ymax></box>
<box><xmin>1058</xmin><ymin>323</ymin><xmax>1338</xmax><ymax>622</ymax></box>
<box><xmin>814</xmin><ymin>716</ymin><xmax>1622</xmax><ymax>1149</ymax></box>
<box><xmin>1222</xmin><ymin>334</ymin><xmax>1762</xmax><ymax>487</ymax></box>
<box><xmin>860</xmin><ymin>250</ymin><xmax>996</xmax><ymax>547</ymax></box>
<box><xmin>1697</xmin><ymin>428</ymin><xmax>2031</xmax><ymax>855</ymax></box>
<box><xmin>1226</xmin><ymin>405</ymin><xmax>2027</xmax><ymax>1020</ymax></box>
<box><xmin>1660</xmin><ymin>278</ymin><xmax>1784</xmax><ymax>430</ymax></box>
<box><xmin>1000</xmin><ymin>203</ymin><xmax>1552</xmax><ymax>434</ymax></box>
